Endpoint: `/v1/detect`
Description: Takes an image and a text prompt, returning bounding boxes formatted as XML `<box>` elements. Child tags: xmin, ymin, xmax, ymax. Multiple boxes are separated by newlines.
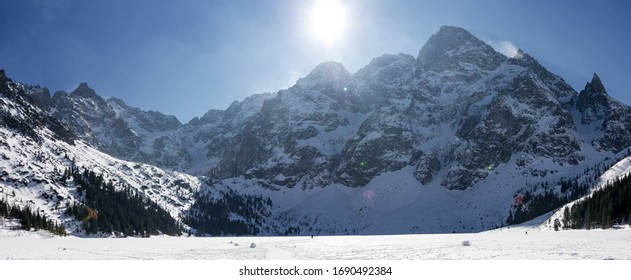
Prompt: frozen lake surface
<box><xmin>1</xmin><ymin>225</ymin><xmax>630</xmax><ymax>260</ymax></box>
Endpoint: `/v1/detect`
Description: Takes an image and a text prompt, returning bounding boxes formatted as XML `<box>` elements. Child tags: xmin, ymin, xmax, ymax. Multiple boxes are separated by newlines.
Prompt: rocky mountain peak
<box><xmin>52</xmin><ymin>90</ymin><xmax>68</xmax><ymax>100</ymax></box>
<box><xmin>508</xmin><ymin>49</ymin><xmax>534</xmax><ymax>63</ymax></box>
<box><xmin>430</xmin><ymin>25</ymin><xmax>477</xmax><ymax>44</ymax></box>
<box><xmin>0</xmin><ymin>69</ymin><xmax>13</xmax><ymax>89</ymax></box>
<box><xmin>309</xmin><ymin>61</ymin><xmax>349</xmax><ymax>75</ymax></box>
<box><xmin>587</xmin><ymin>73</ymin><xmax>607</xmax><ymax>95</ymax></box>
<box><xmin>575</xmin><ymin>73</ymin><xmax>631</xmax><ymax>152</ymax></box>
<box><xmin>70</xmin><ymin>82</ymin><xmax>101</xmax><ymax>100</ymax></box>
<box><xmin>296</xmin><ymin>61</ymin><xmax>352</xmax><ymax>91</ymax></box>
<box><xmin>576</xmin><ymin>72</ymin><xmax>613</xmax><ymax>124</ymax></box>
<box><xmin>417</xmin><ymin>25</ymin><xmax>504</xmax><ymax>72</ymax></box>
<box><xmin>27</xmin><ymin>86</ymin><xmax>53</xmax><ymax>109</ymax></box>
<box><xmin>513</xmin><ymin>49</ymin><xmax>526</xmax><ymax>59</ymax></box>
<box><xmin>355</xmin><ymin>53</ymin><xmax>416</xmax><ymax>84</ymax></box>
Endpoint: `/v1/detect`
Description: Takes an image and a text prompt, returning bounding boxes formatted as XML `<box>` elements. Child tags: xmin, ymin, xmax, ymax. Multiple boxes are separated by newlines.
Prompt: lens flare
<box><xmin>486</xmin><ymin>163</ymin><xmax>495</xmax><ymax>171</ymax></box>
<box><xmin>363</xmin><ymin>190</ymin><xmax>375</xmax><ymax>201</ymax></box>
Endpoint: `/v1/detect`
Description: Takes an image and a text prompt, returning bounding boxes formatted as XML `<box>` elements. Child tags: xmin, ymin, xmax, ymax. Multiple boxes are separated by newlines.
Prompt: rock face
<box><xmin>0</xmin><ymin>70</ymin><xmax>75</xmax><ymax>145</ymax></box>
<box><xmin>577</xmin><ymin>73</ymin><xmax>631</xmax><ymax>152</ymax></box>
<box><xmin>30</xmin><ymin>83</ymin><xmax>189</xmax><ymax>171</ymax></box>
<box><xmin>27</xmin><ymin>26</ymin><xmax>631</xmax><ymax>191</ymax></box>
<box><xmin>577</xmin><ymin>73</ymin><xmax>610</xmax><ymax>124</ymax></box>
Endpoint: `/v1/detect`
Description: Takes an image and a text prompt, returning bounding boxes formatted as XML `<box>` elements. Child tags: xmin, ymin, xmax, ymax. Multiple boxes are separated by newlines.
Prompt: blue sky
<box><xmin>1</xmin><ymin>0</ymin><xmax>630</xmax><ymax>122</ymax></box>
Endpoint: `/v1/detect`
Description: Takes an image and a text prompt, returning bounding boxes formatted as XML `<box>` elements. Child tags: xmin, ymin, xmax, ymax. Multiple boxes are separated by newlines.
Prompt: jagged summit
<box><xmin>574</xmin><ymin>73</ymin><xmax>631</xmax><ymax>151</ymax></box>
<box><xmin>577</xmin><ymin>72</ymin><xmax>611</xmax><ymax>122</ymax></box>
<box><xmin>586</xmin><ymin>73</ymin><xmax>607</xmax><ymax>95</ymax></box>
<box><xmin>425</xmin><ymin>25</ymin><xmax>478</xmax><ymax>47</ymax></box>
<box><xmin>70</xmin><ymin>82</ymin><xmax>100</xmax><ymax>100</ymax></box>
<box><xmin>354</xmin><ymin>53</ymin><xmax>416</xmax><ymax>87</ymax></box>
<box><xmin>52</xmin><ymin>90</ymin><xmax>68</xmax><ymax>100</ymax></box>
<box><xmin>296</xmin><ymin>61</ymin><xmax>352</xmax><ymax>92</ymax></box>
<box><xmin>509</xmin><ymin>49</ymin><xmax>532</xmax><ymax>62</ymax></box>
<box><xmin>298</xmin><ymin>61</ymin><xmax>350</xmax><ymax>83</ymax></box>
<box><xmin>0</xmin><ymin>69</ymin><xmax>6</xmax><ymax>80</ymax></box>
<box><xmin>310</xmin><ymin>61</ymin><xmax>347</xmax><ymax>73</ymax></box>
<box><xmin>418</xmin><ymin>26</ymin><xmax>479</xmax><ymax>61</ymax></box>
<box><xmin>417</xmin><ymin>25</ymin><xmax>505</xmax><ymax>72</ymax></box>
<box><xmin>512</xmin><ymin>49</ymin><xmax>526</xmax><ymax>59</ymax></box>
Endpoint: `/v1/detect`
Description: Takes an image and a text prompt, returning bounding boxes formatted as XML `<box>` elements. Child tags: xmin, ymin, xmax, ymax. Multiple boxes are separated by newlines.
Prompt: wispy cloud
<box><xmin>488</xmin><ymin>39</ymin><xmax>521</xmax><ymax>58</ymax></box>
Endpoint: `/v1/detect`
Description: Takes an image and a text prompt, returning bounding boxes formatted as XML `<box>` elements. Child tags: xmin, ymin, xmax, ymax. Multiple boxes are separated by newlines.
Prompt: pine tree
<box><xmin>562</xmin><ymin>206</ymin><xmax>570</xmax><ymax>229</ymax></box>
<box><xmin>584</xmin><ymin>209</ymin><xmax>592</xmax><ymax>229</ymax></box>
<box><xmin>601</xmin><ymin>206</ymin><xmax>611</xmax><ymax>229</ymax></box>
<box><xmin>553</xmin><ymin>218</ymin><xmax>561</xmax><ymax>231</ymax></box>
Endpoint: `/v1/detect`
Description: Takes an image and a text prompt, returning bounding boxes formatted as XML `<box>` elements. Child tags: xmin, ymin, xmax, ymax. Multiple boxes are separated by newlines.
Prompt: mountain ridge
<box><xmin>2</xmin><ymin>25</ymin><xmax>631</xmax><ymax>235</ymax></box>
<box><xmin>17</xmin><ymin>25</ymin><xmax>631</xmax><ymax>190</ymax></box>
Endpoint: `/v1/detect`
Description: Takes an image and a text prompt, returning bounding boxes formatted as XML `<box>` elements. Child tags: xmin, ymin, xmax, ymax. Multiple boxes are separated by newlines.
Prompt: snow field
<box><xmin>1</xmin><ymin>225</ymin><xmax>629</xmax><ymax>260</ymax></box>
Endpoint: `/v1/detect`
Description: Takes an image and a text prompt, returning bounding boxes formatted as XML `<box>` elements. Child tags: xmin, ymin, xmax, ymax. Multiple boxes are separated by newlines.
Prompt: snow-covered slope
<box><xmin>542</xmin><ymin>151</ymin><xmax>631</xmax><ymax>230</ymax></box>
<box><xmin>1</xmin><ymin>70</ymin><xmax>206</xmax><ymax>233</ymax></box>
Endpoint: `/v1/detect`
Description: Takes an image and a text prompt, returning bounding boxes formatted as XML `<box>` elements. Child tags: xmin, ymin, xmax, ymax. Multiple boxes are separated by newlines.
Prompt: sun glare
<box><xmin>310</xmin><ymin>0</ymin><xmax>347</xmax><ymax>44</ymax></box>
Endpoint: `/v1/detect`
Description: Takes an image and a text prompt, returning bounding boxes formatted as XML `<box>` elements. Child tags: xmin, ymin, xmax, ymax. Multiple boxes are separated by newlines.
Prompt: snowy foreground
<box><xmin>1</xmin><ymin>225</ymin><xmax>630</xmax><ymax>260</ymax></box>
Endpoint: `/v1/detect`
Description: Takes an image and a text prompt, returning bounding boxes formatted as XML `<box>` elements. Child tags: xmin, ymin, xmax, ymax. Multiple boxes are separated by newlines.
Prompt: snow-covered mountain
<box><xmin>3</xmin><ymin>25</ymin><xmax>631</xmax><ymax>235</ymax></box>
<box><xmin>1</xmin><ymin>69</ymin><xmax>208</xmax><ymax>235</ymax></box>
<box><xmin>29</xmin><ymin>83</ymin><xmax>190</xmax><ymax>171</ymax></box>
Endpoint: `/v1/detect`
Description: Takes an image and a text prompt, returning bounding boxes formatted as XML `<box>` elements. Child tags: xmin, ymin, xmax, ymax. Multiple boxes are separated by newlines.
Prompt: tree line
<box><xmin>0</xmin><ymin>198</ymin><xmax>66</xmax><ymax>236</ymax></box>
<box><xmin>64</xmin><ymin>167</ymin><xmax>183</xmax><ymax>236</ymax></box>
<box><xmin>185</xmin><ymin>188</ymin><xmax>272</xmax><ymax>236</ymax></box>
<box><xmin>507</xmin><ymin>179</ymin><xmax>589</xmax><ymax>225</ymax></box>
<box><xmin>562</xmin><ymin>173</ymin><xmax>631</xmax><ymax>229</ymax></box>
<box><xmin>505</xmin><ymin>153</ymin><xmax>631</xmax><ymax>226</ymax></box>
